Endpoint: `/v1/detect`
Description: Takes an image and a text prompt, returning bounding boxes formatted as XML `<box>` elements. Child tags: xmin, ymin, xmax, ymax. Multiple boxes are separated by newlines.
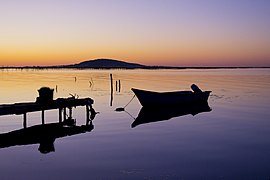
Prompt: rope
<box><xmin>124</xmin><ymin>95</ymin><xmax>136</xmax><ymax>108</ymax></box>
<box><xmin>124</xmin><ymin>110</ymin><xmax>136</xmax><ymax>120</ymax></box>
<box><xmin>115</xmin><ymin>94</ymin><xmax>136</xmax><ymax>112</ymax></box>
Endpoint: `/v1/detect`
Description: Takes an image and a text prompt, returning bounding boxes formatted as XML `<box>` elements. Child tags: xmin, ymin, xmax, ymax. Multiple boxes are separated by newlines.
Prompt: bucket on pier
<box><xmin>36</xmin><ymin>87</ymin><xmax>54</xmax><ymax>104</ymax></box>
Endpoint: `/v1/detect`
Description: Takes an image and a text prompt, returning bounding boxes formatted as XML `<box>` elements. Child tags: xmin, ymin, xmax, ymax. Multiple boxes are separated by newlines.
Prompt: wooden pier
<box><xmin>0</xmin><ymin>97</ymin><xmax>95</xmax><ymax>128</ymax></box>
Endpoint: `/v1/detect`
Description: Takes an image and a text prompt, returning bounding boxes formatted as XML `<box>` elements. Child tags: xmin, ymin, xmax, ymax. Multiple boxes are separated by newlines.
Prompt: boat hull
<box><xmin>131</xmin><ymin>88</ymin><xmax>211</xmax><ymax>107</ymax></box>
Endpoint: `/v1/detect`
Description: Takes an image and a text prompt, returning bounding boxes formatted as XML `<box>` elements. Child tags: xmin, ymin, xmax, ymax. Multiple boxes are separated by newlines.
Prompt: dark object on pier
<box><xmin>36</xmin><ymin>87</ymin><xmax>54</xmax><ymax>104</ymax></box>
<box><xmin>132</xmin><ymin>102</ymin><xmax>211</xmax><ymax>128</ymax></box>
<box><xmin>191</xmin><ymin>84</ymin><xmax>202</xmax><ymax>93</ymax></box>
<box><xmin>131</xmin><ymin>84</ymin><xmax>211</xmax><ymax>107</ymax></box>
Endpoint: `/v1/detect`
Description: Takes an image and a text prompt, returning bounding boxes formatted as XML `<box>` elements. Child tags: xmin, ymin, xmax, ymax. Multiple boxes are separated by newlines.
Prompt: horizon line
<box><xmin>1</xmin><ymin>66</ymin><xmax>270</xmax><ymax>69</ymax></box>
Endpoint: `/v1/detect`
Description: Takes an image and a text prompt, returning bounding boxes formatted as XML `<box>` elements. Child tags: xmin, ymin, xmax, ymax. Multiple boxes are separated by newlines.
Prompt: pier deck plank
<box><xmin>0</xmin><ymin>97</ymin><xmax>94</xmax><ymax>116</ymax></box>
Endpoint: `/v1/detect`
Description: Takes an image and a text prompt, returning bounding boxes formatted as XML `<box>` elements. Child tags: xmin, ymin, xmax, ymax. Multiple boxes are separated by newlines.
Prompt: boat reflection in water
<box><xmin>0</xmin><ymin>119</ymin><xmax>94</xmax><ymax>154</ymax></box>
<box><xmin>132</xmin><ymin>102</ymin><xmax>212</xmax><ymax>128</ymax></box>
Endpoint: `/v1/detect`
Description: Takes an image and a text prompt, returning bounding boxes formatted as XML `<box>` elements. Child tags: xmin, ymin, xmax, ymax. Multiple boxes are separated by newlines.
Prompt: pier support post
<box><xmin>23</xmin><ymin>113</ymin><xmax>27</xmax><ymax>128</ymax></box>
<box><xmin>63</xmin><ymin>108</ymin><xmax>67</xmax><ymax>121</ymax></box>
<box><xmin>41</xmin><ymin>110</ymin><xmax>45</xmax><ymax>125</ymax></box>
<box><xmin>86</xmin><ymin>105</ymin><xmax>90</xmax><ymax>124</ymax></box>
<box><xmin>69</xmin><ymin>107</ymin><xmax>72</xmax><ymax>119</ymax></box>
<box><xmin>59</xmin><ymin>108</ymin><xmax>62</xmax><ymax>123</ymax></box>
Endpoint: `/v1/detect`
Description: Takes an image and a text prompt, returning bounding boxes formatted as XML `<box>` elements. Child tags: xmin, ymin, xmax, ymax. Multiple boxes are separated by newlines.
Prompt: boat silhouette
<box><xmin>131</xmin><ymin>84</ymin><xmax>211</xmax><ymax>107</ymax></box>
<box><xmin>0</xmin><ymin>120</ymin><xmax>94</xmax><ymax>154</ymax></box>
<box><xmin>132</xmin><ymin>102</ymin><xmax>211</xmax><ymax>128</ymax></box>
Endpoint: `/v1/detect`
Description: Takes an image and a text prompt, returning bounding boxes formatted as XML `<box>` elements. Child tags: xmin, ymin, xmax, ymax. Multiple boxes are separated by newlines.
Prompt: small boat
<box><xmin>131</xmin><ymin>84</ymin><xmax>211</xmax><ymax>107</ymax></box>
<box><xmin>132</xmin><ymin>102</ymin><xmax>211</xmax><ymax>128</ymax></box>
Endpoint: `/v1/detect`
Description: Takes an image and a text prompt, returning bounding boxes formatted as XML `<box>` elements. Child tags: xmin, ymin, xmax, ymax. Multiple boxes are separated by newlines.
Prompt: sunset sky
<box><xmin>0</xmin><ymin>0</ymin><xmax>270</xmax><ymax>67</ymax></box>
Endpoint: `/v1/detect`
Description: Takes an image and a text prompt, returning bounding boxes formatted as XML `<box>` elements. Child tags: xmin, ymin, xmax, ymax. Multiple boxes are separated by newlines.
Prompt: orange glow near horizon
<box><xmin>1</xmin><ymin>37</ymin><xmax>270</xmax><ymax>67</ymax></box>
<box><xmin>1</xmin><ymin>37</ymin><xmax>269</xmax><ymax>67</ymax></box>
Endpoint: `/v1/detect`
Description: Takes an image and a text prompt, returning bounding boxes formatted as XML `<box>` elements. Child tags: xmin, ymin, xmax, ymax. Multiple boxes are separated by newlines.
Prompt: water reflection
<box><xmin>0</xmin><ymin>120</ymin><xmax>94</xmax><ymax>154</ymax></box>
<box><xmin>132</xmin><ymin>102</ymin><xmax>212</xmax><ymax>128</ymax></box>
<box><xmin>0</xmin><ymin>69</ymin><xmax>270</xmax><ymax>179</ymax></box>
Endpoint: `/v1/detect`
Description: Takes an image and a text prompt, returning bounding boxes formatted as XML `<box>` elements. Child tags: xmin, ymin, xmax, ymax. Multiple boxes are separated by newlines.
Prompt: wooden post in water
<box><xmin>110</xmin><ymin>74</ymin><xmax>113</xmax><ymax>92</ymax></box>
<box><xmin>118</xmin><ymin>80</ymin><xmax>121</xmax><ymax>92</ymax></box>
<box><xmin>110</xmin><ymin>74</ymin><xmax>113</xmax><ymax>106</ymax></box>
<box><xmin>23</xmin><ymin>113</ymin><xmax>27</xmax><ymax>128</ymax></box>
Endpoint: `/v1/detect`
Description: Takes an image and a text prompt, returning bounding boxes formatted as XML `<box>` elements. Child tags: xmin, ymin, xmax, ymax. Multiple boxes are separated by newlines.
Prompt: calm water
<box><xmin>0</xmin><ymin>68</ymin><xmax>270</xmax><ymax>179</ymax></box>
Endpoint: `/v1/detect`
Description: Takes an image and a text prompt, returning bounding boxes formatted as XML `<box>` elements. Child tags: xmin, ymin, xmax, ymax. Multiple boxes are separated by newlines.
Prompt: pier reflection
<box><xmin>132</xmin><ymin>102</ymin><xmax>212</xmax><ymax>128</ymax></box>
<box><xmin>0</xmin><ymin>119</ymin><xmax>94</xmax><ymax>154</ymax></box>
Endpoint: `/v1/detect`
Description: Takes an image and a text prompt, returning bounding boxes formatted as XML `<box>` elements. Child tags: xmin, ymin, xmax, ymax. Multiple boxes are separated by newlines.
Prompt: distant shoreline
<box><xmin>1</xmin><ymin>66</ymin><xmax>269</xmax><ymax>70</ymax></box>
<box><xmin>1</xmin><ymin>58</ymin><xmax>269</xmax><ymax>70</ymax></box>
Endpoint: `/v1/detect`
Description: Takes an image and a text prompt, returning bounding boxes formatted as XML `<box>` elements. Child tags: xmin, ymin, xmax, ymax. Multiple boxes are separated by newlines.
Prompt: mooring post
<box><xmin>59</xmin><ymin>108</ymin><xmax>62</xmax><ymax>123</ymax></box>
<box><xmin>41</xmin><ymin>110</ymin><xmax>45</xmax><ymax>125</ymax></box>
<box><xmin>23</xmin><ymin>113</ymin><xmax>27</xmax><ymax>128</ymax></box>
<box><xmin>110</xmin><ymin>74</ymin><xmax>113</xmax><ymax>92</ymax></box>
<box><xmin>118</xmin><ymin>80</ymin><xmax>121</xmax><ymax>92</ymax></box>
<box><xmin>110</xmin><ymin>74</ymin><xmax>113</xmax><ymax>106</ymax></box>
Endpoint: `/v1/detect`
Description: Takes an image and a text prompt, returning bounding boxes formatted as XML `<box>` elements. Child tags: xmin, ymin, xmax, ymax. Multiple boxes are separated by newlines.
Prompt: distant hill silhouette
<box><xmin>1</xmin><ymin>58</ymin><xmax>267</xmax><ymax>69</ymax></box>
<box><xmin>66</xmin><ymin>59</ymin><xmax>146</xmax><ymax>69</ymax></box>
